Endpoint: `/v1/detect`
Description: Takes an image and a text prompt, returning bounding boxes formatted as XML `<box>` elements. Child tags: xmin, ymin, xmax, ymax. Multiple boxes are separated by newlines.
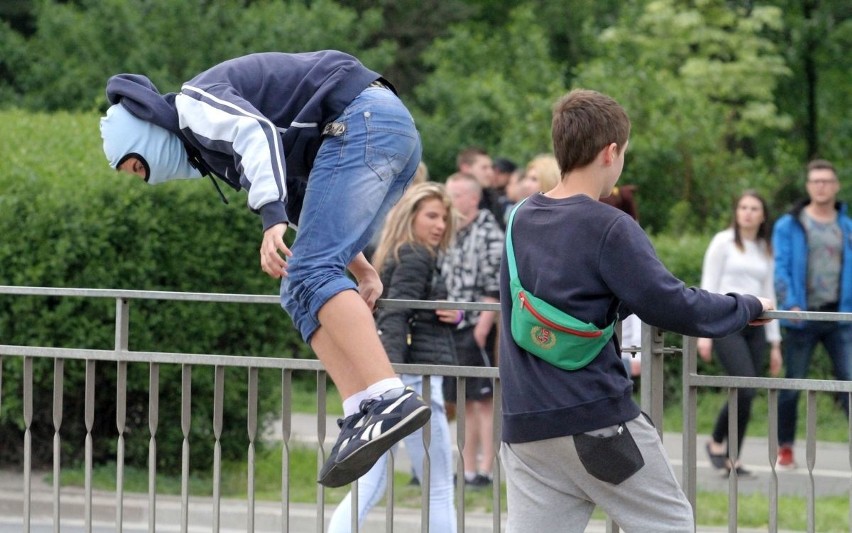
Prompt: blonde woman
<box><xmin>520</xmin><ymin>153</ymin><xmax>561</xmax><ymax>195</ymax></box>
<box><xmin>329</xmin><ymin>182</ymin><xmax>459</xmax><ymax>532</ymax></box>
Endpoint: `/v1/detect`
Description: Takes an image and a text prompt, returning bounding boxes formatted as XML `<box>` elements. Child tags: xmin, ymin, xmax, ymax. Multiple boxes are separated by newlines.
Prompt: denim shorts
<box><xmin>280</xmin><ymin>86</ymin><xmax>422</xmax><ymax>342</ymax></box>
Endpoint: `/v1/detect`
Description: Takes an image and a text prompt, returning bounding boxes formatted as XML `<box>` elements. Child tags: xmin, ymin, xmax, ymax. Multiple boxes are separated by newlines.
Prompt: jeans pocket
<box><xmin>573</xmin><ymin>424</ymin><xmax>645</xmax><ymax>485</ymax></box>
<box><xmin>363</xmin><ymin>110</ymin><xmax>418</xmax><ymax>181</ymax></box>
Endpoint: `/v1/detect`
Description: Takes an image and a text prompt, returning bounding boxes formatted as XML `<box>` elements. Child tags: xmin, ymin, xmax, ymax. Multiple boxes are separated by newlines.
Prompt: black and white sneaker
<box><xmin>317</xmin><ymin>411</ymin><xmax>366</xmax><ymax>487</ymax></box>
<box><xmin>317</xmin><ymin>386</ymin><xmax>431</xmax><ymax>488</ymax></box>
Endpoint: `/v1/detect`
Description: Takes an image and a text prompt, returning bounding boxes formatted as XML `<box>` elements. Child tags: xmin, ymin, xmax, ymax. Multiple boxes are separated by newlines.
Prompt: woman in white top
<box><xmin>698</xmin><ymin>190</ymin><xmax>782</xmax><ymax>475</ymax></box>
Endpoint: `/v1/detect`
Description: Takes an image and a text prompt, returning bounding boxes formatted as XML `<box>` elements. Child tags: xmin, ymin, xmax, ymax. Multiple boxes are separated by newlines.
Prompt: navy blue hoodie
<box><xmin>106</xmin><ymin>51</ymin><xmax>384</xmax><ymax>229</ymax></box>
<box><xmin>499</xmin><ymin>194</ymin><xmax>764</xmax><ymax>443</ymax></box>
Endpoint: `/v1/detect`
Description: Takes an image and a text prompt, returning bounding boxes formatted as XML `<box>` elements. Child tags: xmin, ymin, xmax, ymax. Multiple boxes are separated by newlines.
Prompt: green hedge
<box><xmin>0</xmin><ymin>109</ymin><xmax>310</xmax><ymax>471</ymax></box>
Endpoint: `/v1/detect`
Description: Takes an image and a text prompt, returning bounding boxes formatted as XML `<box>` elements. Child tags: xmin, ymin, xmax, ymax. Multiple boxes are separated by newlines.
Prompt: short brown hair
<box><xmin>456</xmin><ymin>147</ymin><xmax>489</xmax><ymax>170</ymax></box>
<box><xmin>807</xmin><ymin>159</ymin><xmax>836</xmax><ymax>174</ymax></box>
<box><xmin>551</xmin><ymin>89</ymin><xmax>631</xmax><ymax>174</ymax></box>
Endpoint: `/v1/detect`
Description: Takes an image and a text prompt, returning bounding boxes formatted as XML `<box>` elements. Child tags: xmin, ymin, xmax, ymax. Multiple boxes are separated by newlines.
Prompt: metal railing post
<box><xmin>280</xmin><ymin>369</ymin><xmax>292</xmax><ymax>533</ymax></box>
<box><xmin>23</xmin><ymin>356</ymin><xmax>33</xmax><ymax>533</ymax></box>
<box><xmin>84</xmin><ymin>359</ymin><xmax>95</xmax><ymax>533</ymax></box>
<box><xmin>641</xmin><ymin>324</ymin><xmax>666</xmax><ymax>430</ymax></box>
<box><xmin>247</xmin><ymin>366</ymin><xmax>258</xmax><ymax>532</ymax></box>
<box><xmin>212</xmin><ymin>365</ymin><xmax>225</xmax><ymax>532</ymax></box>
<box><xmin>52</xmin><ymin>358</ymin><xmax>63</xmax><ymax>533</ymax></box>
<box><xmin>147</xmin><ymin>362</ymin><xmax>159</xmax><ymax>533</ymax></box>
<box><xmin>682</xmin><ymin>335</ymin><xmax>698</xmax><ymax>514</ymax></box>
<box><xmin>180</xmin><ymin>364</ymin><xmax>192</xmax><ymax>533</ymax></box>
<box><xmin>115</xmin><ymin>297</ymin><xmax>130</xmax><ymax>532</ymax></box>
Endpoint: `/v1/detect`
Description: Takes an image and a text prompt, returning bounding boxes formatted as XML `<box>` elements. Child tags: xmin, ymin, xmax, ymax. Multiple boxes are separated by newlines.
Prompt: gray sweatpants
<box><xmin>501</xmin><ymin>414</ymin><xmax>694</xmax><ymax>533</ymax></box>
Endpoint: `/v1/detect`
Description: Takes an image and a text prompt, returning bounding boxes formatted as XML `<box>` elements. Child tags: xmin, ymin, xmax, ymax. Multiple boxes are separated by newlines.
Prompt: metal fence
<box><xmin>0</xmin><ymin>286</ymin><xmax>850</xmax><ymax>532</ymax></box>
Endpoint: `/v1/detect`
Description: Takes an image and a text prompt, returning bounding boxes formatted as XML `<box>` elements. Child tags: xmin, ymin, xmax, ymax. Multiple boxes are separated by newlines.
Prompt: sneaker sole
<box><xmin>317</xmin><ymin>405</ymin><xmax>431</xmax><ymax>488</ymax></box>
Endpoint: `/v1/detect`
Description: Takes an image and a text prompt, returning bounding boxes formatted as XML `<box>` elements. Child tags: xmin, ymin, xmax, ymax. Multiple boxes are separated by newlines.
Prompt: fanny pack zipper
<box><xmin>518</xmin><ymin>291</ymin><xmax>602</xmax><ymax>338</ymax></box>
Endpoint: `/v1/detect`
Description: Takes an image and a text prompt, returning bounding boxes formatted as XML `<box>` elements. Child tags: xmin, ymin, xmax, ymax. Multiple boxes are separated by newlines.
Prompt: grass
<box><xmin>58</xmin><ymin>445</ymin><xmax>504</xmax><ymax>512</ymax></box>
<box><xmin>664</xmin><ymin>387</ymin><xmax>851</xmax><ymax>443</ymax></box>
<box><xmin>55</xmin><ymin>383</ymin><xmax>850</xmax><ymax>532</ymax></box>
<box><xmin>288</xmin><ymin>377</ymin><xmax>343</xmax><ymax>415</ymax></box>
<box><xmin>695</xmin><ymin>492</ymin><xmax>850</xmax><ymax>533</ymax></box>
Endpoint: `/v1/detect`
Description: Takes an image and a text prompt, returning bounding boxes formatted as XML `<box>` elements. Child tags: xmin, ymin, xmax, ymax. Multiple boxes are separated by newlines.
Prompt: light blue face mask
<box><xmin>100</xmin><ymin>104</ymin><xmax>200</xmax><ymax>184</ymax></box>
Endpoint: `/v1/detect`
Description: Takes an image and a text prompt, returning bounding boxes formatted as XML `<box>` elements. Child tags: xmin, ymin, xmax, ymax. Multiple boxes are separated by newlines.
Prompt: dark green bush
<box><xmin>0</xmin><ymin>109</ymin><xmax>306</xmax><ymax>472</ymax></box>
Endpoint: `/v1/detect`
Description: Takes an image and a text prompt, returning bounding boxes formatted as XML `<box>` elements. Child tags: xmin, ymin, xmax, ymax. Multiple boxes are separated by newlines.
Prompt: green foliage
<box><xmin>0</xmin><ymin>19</ymin><xmax>26</xmax><ymax>106</ymax></box>
<box><xmin>772</xmin><ymin>0</ymin><xmax>852</xmax><ymax>166</ymax></box>
<box><xmin>412</xmin><ymin>5</ymin><xmax>566</xmax><ymax>180</ymax></box>
<box><xmin>0</xmin><ymin>109</ymin><xmax>305</xmax><ymax>472</ymax></box>
<box><xmin>573</xmin><ymin>0</ymin><xmax>796</xmax><ymax>233</ymax></box>
<box><xmin>4</xmin><ymin>0</ymin><xmax>393</xmax><ymax>112</ymax></box>
<box><xmin>1</xmin><ymin>0</ymin><xmax>849</xmax><ymax>225</ymax></box>
<box><xmin>649</xmin><ymin>231</ymin><xmax>710</xmax><ymax>288</ymax></box>
<box><xmin>338</xmin><ymin>0</ymin><xmax>477</xmax><ymax>94</ymax></box>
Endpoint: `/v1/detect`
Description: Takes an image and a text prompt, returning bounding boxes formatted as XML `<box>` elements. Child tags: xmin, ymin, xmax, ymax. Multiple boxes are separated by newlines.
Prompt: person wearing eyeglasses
<box><xmin>773</xmin><ymin>159</ymin><xmax>852</xmax><ymax>469</ymax></box>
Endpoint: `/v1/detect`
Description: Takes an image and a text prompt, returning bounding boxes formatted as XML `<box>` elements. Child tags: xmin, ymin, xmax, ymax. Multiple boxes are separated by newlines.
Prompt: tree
<box><xmin>412</xmin><ymin>5</ymin><xmax>566</xmax><ymax>180</ymax></box>
<box><xmin>3</xmin><ymin>0</ymin><xmax>393</xmax><ymax>112</ymax></box>
<box><xmin>338</xmin><ymin>0</ymin><xmax>476</xmax><ymax>94</ymax></box>
<box><xmin>770</xmin><ymin>0</ymin><xmax>851</xmax><ymax>206</ymax></box>
<box><xmin>573</xmin><ymin>0</ymin><xmax>794</xmax><ymax>232</ymax></box>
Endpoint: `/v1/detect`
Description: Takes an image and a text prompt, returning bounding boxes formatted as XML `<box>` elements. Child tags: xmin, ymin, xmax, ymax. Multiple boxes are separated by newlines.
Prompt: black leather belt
<box><xmin>368</xmin><ymin>79</ymin><xmax>390</xmax><ymax>90</ymax></box>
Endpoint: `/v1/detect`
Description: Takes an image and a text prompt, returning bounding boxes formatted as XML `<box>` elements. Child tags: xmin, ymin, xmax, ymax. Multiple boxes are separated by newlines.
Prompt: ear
<box><xmin>601</xmin><ymin>143</ymin><xmax>619</xmax><ymax>166</ymax></box>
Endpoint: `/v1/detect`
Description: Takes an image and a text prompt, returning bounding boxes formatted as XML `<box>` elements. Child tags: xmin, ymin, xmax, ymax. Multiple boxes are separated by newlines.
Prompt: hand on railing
<box><xmin>748</xmin><ymin>297</ymin><xmax>775</xmax><ymax>326</ymax></box>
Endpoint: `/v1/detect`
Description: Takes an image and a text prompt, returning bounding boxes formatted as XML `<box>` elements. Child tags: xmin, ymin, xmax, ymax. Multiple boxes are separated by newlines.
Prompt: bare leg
<box><xmin>462</xmin><ymin>400</ymin><xmax>480</xmax><ymax>475</ymax></box>
<box><xmin>477</xmin><ymin>398</ymin><xmax>495</xmax><ymax>475</ymax></box>
<box><xmin>315</xmin><ymin>289</ymin><xmax>431</xmax><ymax>488</ymax></box>
<box><xmin>310</xmin><ymin>290</ymin><xmax>396</xmax><ymax>399</ymax></box>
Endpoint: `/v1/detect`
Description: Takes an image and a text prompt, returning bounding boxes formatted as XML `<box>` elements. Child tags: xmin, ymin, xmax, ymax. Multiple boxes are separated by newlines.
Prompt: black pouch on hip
<box><xmin>573</xmin><ymin>423</ymin><xmax>645</xmax><ymax>485</ymax></box>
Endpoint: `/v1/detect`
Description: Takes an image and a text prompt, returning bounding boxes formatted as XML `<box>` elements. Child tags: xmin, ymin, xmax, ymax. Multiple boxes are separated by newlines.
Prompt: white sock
<box><xmin>365</xmin><ymin>377</ymin><xmax>405</xmax><ymax>400</ymax></box>
<box><xmin>342</xmin><ymin>390</ymin><xmax>370</xmax><ymax>418</ymax></box>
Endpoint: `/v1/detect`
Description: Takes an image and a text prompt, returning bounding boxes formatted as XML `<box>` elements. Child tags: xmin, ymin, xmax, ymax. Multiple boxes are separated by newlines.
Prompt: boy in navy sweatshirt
<box><xmin>498</xmin><ymin>89</ymin><xmax>773</xmax><ymax>532</ymax></box>
<box><xmin>99</xmin><ymin>51</ymin><xmax>429</xmax><ymax>488</ymax></box>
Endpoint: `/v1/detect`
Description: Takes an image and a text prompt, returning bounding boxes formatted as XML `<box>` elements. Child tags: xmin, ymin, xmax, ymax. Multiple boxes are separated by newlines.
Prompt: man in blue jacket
<box><xmin>773</xmin><ymin>159</ymin><xmax>852</xmax><ymax>469</ymax></box>
<box><xmin>99</xmin><ymin>51</ymin><xmax>429</xmax><ymax>487</ymax></box>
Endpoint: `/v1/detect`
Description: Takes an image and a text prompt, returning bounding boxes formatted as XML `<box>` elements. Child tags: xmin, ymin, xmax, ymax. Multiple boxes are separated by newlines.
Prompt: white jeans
<box><xmin>327</xmin><ymin>374</ymin><xmax>457</xmax><ymax>532</ymax></box>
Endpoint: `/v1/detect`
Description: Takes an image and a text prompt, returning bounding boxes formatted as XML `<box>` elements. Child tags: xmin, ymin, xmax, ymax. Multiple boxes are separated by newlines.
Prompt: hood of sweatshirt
<box><xmin>100</xmin><ymin>75</ymin><xmax>200</xmax><ymax>184</ymax></box>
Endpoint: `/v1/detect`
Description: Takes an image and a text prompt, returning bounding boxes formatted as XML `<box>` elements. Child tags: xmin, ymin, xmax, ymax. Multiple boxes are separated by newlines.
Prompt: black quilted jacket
<box><xmin>376</xmin><ymin>243</ymin><xmax>457</xmax><ymax>365</ymax></box>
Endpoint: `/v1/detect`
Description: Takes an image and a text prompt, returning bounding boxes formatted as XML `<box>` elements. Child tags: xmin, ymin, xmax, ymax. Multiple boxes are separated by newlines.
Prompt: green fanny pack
<box><xmin>506</xmin><ymin>199</ymin><xmax>615</xmax><ymax>370</ymax></box>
